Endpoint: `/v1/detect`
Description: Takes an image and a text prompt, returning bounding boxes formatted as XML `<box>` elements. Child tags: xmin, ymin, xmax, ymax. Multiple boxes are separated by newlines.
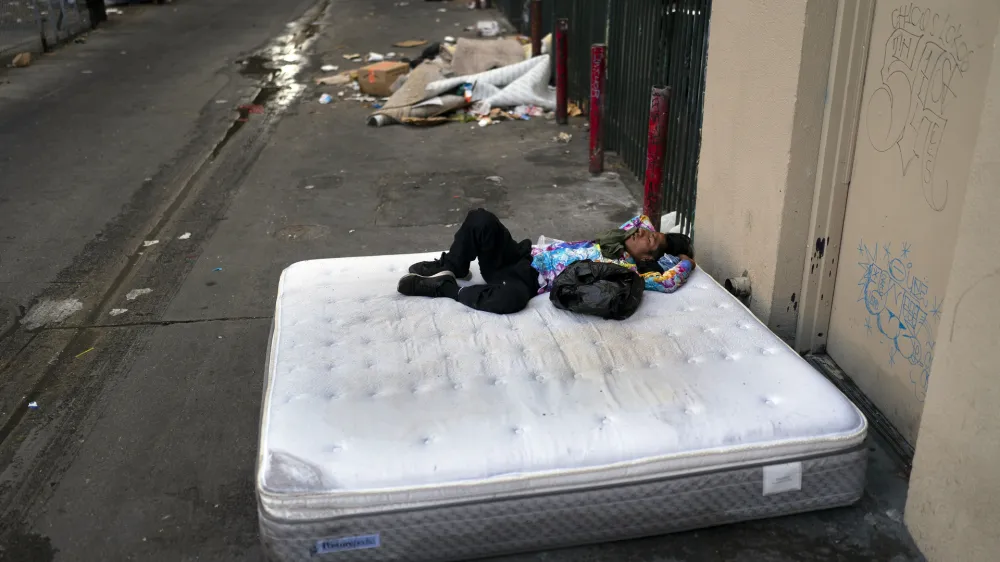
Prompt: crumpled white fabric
<box><xmin>426</xmin><ymin>56</ymin><xmax>555</xmax><ymax>111</ymax></box>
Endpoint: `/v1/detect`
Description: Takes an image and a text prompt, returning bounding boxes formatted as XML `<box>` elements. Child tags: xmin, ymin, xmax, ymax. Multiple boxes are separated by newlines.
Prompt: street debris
<box><xmin>343</xmin><ymin>53</ymin><xmax>362</xmax><ymax>61</ymax></box>
<box><xmin>143</xmin><ymin>240</ymin><xmax>159</xmax><ymax>247</ymax></box>
<box><xmin>28</xmin><ymin>401</ymin><xmax>39</xmax><ymax>410</ymax></box>
<box><xmin>320</xmin><ymin>64</ymin><xmax>339</xmax><ymax>72</ymax></box>
<box><xmin>21</xmin><ymin>299</ymin><xmax>84</xmax><ymax>330</ymax></box>
<box><xmin>110</xmin><ymin>308</ymin><xmax>129</xmax><ymax>316</ymax></box>
<box><xmin>567</xmin><ymin>102</ymin><xmax>583</xmax><ymax>117</ymax></box>
<box><xmin>443</xmin><ymin>36</ymin><xmax>457</xmax><ymax>44</ymax></box>
<box><xmin>359</xmin><ymin>61</ymin><xmax>409</xmax><ymax>97</ymax></box>
<box><xmin>478</xmin><ymin>117</ymin><xmax>492</xmax><ymax>127</ymax></box>
<box><xmin>304</xmin><ymin>185</ymin><xmax>315</xmax><ymax>190</ymax></box>
<box><xmin>106</xmin><ymin>7</ymin><xmax>124</xmax><ymax>15</ymax></box>
<box><xmin>513</xmin><ymin>104</ymin><xmax>545</xmax><ymax>119</ymax></box>
<box><xmin>319</xmin><ymin>93</ymin><xmax>334</xmax><ymax>104</ymax></box>
<box><xmin>486</xmin><ymin>176</ymin><xmax>503</xmax><ymax>183</ymax></box>
<box><xmin>178</xmin><ymin>232</ymin><xmax>192</xmax><ymax>240</ymax></box>
<box><xmin>393</xmin><ymin>39</ymin><xmax>428</xmax><ymax>48</ymax></box>
<box><xmin>126</xmin><ymin>288</ymin><xmax>152</xmax><ymax>301</ymax></box>
<box><xmin>75</xmin><ymin>347</ymin><xmax>95</xmax><ymax>359</ymax></box>
<box><xmin>366</xmin><ymin>52</ymin><xmax>385</xmax><ymax>62</ymax></box>
<box><xmin>476</xmin><ymin>20</ymin><xmax>501</xmax><ymax>37</ymax></box>
<box><xmin>11</xmin><ymin>53</ymin><xmax>32</xmax><ymax>68</ymax></box>
<box><xmin>554</xmin><ymin>132</ymin><xmax>573</xmax><ymax>143</ymax></box>
<box><xmin>214</xmin><ymin>267</ymin><xmax>223</xmax><ymax>272</ymax></box>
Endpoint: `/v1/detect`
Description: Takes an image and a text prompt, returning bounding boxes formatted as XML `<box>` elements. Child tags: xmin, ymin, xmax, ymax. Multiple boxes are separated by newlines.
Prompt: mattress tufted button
<box><xmin>601</xmin><ymin>416</ymin><xmax>611</xmax><ymax>426</ymax></box>
<box><xmin>687</xmin><ymin>356</ymin><xmax>702</xmax><ymax>364</ymax></box>
<box><xmin>724</xmin><ymin>354</ymin><xmax>740</xmax><ymax>362</ymax></box>
<box><xmin>702</xmin><ymin>326</ymin><xmax>718</xmax><ymax>334</ymax></box>
<box><xmin>716</xmin><ymin>302</ymin><xmax>731</xmax><ymax>309</ymax></box>
<box><xmin>761</xmin><ymin>348</ymin><xmax>779</xmax><ymax>356</ymax></box>
<box><xmin>453</xmin><ymin>383</ymin><xmax>463</xmax><ymax>390</ymax></box>
<box><xmin>764</xmin><ymin>398</ymin><xmax>776</xmax><ymax>406</ymax></box>
<box><xmin>512</xmin><ymin>427</ymin><xmax>524</xmax><ymax>436</ymax></box>
<box><xmin>491</xmin><ymin>377</ymin><xmax>506</xmax><ymax>386</ymax></box>
<box><xmin>422</xmin><ymin>436</ymin><xmax>434</xmax><ymax>445</ymax></box>
<box><xmin>739</xmin><ymin>323</ymin><xmax>753</xmax><ymax>330</ymax></box>
<box><xmin>684</xmin><ymin>408</ymin><xmax>696</xmax><ymax>415</ymax></box>
<box><xmin>534</xmin><ymin>374</ymin><xmax>545</xmax><ymax>383</ymax></box>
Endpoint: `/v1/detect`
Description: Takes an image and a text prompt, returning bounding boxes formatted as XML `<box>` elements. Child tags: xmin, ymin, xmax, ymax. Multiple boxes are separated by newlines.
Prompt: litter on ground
<box><xmin>11</xmin><ymin>52</ymin><xmax>32</xmax><ymax>68</ymax></box>
<box><xmin>126</xmin><ymin>288</ymin><xmax>152</xmax><ymax>301</ymax></box>
<box><xmin>393</xmin><ymin>39</ymin><xmax>428</xmax><ymax>48</ymax></box>
<box><xmin>178</xmin><ymin>232</ymin><xmax>192</xmax><ymax>240</ymax></box>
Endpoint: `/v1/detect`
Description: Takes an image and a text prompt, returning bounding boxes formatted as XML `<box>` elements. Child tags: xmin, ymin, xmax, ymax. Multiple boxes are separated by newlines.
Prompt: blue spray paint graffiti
<box><xmin>856</xmin><ymin>239</ymin><xmax>939</xmax><ymax>401</ymax></box>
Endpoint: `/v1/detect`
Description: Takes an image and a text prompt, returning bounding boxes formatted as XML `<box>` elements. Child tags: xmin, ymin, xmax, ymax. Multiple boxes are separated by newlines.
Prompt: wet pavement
<box><xmin>0</xmin><ymin>1</ymin><xmax>924</xmax><ymax>561</ymax></box>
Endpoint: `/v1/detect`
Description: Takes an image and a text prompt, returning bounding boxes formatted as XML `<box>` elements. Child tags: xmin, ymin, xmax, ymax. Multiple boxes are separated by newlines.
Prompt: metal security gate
<box><xmin>494</xmin><ymin>0</ymin><xmax>711</xmax><ymax>236</ymax></box>
<box><xmin>605</xmin><ymin>0</ymin><xmax>710</xmax><ymax>235</ymax></box>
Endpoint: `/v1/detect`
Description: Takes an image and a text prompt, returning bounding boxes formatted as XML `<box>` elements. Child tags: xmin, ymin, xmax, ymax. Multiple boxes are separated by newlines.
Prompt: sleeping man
<box><xmin>397</xmin><ymin>209</ymin><xmax>695</xmax><ymax>315</ymax></box>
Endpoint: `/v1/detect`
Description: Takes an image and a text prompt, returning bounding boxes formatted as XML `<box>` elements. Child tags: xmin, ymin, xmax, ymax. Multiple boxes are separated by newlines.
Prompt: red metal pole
<box><xmin>643</xmin><ymin>86</ymin><xmax>671</xmax><ymax>232</ymax></box>
<box><xmin>555</xmin><ymin>18</ymin><xmax>569</xmax><ymax>124</ymax></box>
<box><xmin>589</xmin><ymin>44</ymin><xmax>607</xmax><ymax>175</ymax></box>
<box><xmin>530</xmin><ymin>0</ymin><xmax>542</xmax><ymax>57</ymax></box>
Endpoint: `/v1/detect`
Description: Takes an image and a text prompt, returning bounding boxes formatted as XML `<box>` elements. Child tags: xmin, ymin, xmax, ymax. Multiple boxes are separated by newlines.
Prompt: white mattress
<box><xmin>257</xmin><ymin>253</ymin><xmax>866</xmax><ymax>522</ymax></box>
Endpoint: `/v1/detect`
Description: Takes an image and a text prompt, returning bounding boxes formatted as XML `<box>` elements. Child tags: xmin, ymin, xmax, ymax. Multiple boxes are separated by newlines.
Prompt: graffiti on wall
<box><xmin>865</xmin><ymin>4</ymin><xmax>973</xmax><ymax>212</ymax></box>
<box><xmin>856</xmin><ymin>239</ymin><xmax>940</xmax><ymax>401</ymax></box>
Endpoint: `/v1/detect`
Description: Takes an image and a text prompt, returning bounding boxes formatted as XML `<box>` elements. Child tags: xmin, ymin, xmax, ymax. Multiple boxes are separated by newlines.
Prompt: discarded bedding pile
<box><xmin>367</xmin><ymin>36</ymin><xmax>555</xmax><ymax>127</ymax></box>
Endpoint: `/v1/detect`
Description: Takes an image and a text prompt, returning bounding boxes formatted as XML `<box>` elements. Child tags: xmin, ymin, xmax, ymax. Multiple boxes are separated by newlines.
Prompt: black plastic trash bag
<box><xmin>549</xmin><ymin>260</ymin><xmax>645</xmax><ymax>320</ymax></box>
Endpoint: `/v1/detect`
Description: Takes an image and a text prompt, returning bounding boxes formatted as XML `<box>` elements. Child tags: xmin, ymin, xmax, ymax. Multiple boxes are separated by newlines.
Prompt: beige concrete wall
<box><xmin>825</xmin><ymin>0</ymin><xmax>999</xmax><ymax>443</ymax></box>
<box><xmin>905</xmin><ymin>23</ymin><xmax>1000</xmax><ymax>561</ymax></box>
<box><xmin>694</xmin><ymin>0</ymin><xmax>836</xmax><ymax>341</ymax></box>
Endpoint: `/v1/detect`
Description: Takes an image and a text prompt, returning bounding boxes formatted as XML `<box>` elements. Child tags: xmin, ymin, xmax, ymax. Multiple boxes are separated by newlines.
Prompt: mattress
<box><xmin>257</xmin><ymin>253</ymin><xmax>868</xmax><ymax>561</ymax></box>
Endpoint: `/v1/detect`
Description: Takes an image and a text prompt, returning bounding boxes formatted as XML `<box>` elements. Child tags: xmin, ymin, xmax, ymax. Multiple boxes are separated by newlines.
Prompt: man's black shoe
<box><xmin>408</xmin><ymin>256</ymin><xmax>472</xmax><ymax>280</ymax></box>
<box><xmin>397</xmin><ymin>272</ymin><xmax>460</xmax><ymax>299</ymax></box>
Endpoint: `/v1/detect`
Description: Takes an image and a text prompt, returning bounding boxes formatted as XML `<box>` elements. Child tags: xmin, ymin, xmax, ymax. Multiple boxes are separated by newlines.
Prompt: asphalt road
<box><xmin>0</xmin><ymin>1</ymin><xmax>923</xmax><ymax>561</ymax></box>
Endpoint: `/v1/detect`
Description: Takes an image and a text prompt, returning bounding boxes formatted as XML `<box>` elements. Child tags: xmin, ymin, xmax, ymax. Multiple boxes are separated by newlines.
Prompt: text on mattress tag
<box><xmin>762</xmin><ymin>462</ymin><xmax>803</xmax><ymax>495</ymax></box>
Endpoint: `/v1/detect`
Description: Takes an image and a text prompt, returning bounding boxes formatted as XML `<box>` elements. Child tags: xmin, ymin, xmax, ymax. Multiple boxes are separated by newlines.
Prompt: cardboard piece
<box><xmin>358</xmin><ymin>61</ymin><xmax>410</xmax><ymax>97</ymax></box>
<box><xmin>393</xmin><ymin>39</ymin><xmax>428</xmax><ymax>48</ymax></box>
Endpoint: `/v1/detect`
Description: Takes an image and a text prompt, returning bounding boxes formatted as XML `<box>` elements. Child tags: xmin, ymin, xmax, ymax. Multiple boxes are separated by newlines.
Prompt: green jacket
<box><xmin>592</xmin><ymin>214</ymin><xmax>655</xmax><ymax>259</ymax></box>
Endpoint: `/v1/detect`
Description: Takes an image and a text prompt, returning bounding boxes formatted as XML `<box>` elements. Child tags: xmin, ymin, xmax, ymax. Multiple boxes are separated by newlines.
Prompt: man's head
<box><xmin>624</xmin><ymin>228</ymin><xmax>667</xmax><ymax>262</ymax></box>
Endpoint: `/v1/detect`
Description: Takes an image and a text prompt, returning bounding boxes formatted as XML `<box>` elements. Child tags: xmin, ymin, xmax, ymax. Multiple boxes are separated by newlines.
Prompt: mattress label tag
<box><xmin>762</xmin><ymin>462</ymin><xmax>803</xmax><ymax>495</ymax></box>
<box><xmin>313</xmin><ymin>533</ymin><xmax>380</xmax><ymax>555</ymax></box>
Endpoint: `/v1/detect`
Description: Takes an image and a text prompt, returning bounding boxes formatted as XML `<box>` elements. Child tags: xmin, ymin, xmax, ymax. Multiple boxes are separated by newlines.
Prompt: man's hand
<box><xmin>679</xmin><ymin>254</ymin><xmax>696</xmax><ymax>269</ymax></box>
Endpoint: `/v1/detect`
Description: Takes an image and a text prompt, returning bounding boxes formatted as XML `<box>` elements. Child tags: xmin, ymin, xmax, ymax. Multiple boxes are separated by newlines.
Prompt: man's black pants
<box><xmin>442</xmin><ymin>209</ymin><xmax>540</xmax><ymax>315</ymax></box>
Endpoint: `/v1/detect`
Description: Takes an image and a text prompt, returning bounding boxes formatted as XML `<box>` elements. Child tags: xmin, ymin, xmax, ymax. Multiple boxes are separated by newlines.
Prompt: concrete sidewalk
<box><xmin>2</xmin><ymin>0</ymin><xmax>924</xmax><ymax>560</ymax></box>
